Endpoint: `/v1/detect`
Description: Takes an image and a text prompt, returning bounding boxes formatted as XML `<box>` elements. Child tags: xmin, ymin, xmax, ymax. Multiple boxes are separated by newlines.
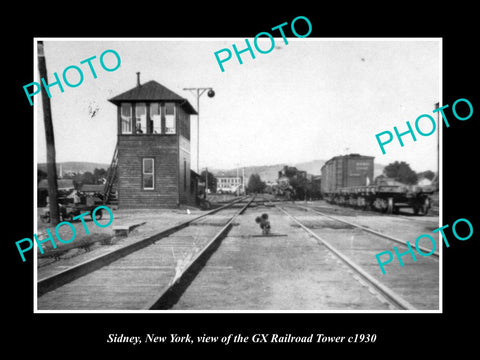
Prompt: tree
<box><xmin>72</xmin><ymin>171</ymin><xmax>97</xmax><ymax>189</ymax></box>
<box><xmin>93</xmin><ymin>168</ymin><xmax>107</xmax><ymax>183</ymax></box>
<box><xmin>417</xmin><ymin>170</ymin><xmax>435</xmax><ymax>181</ymax></box>
<box><xmin>82</xmin><ymin>171</ymin><xmax>96</xmax><ymax>185</ymax></box>
<box><xmin>247</xmin><ymin>173</ymin><xmax>266</xmax><ymax>193</ymax></box>
<box><xmin>200</xmin><ymin>170</ymin><xmax>217</xmax><ymax>193</ymax></box>
<box><xmin>383</xmin><ymin>161</ymin><xmax>418</xmax><ymax>185</ymax></box>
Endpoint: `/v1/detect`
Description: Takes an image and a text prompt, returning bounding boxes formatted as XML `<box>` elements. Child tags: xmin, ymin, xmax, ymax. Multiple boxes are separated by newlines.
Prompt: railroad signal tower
<box><xmin>107</xmin><ymin>74</ymin><xmax>197</xmax><ymax>208</ymax></box>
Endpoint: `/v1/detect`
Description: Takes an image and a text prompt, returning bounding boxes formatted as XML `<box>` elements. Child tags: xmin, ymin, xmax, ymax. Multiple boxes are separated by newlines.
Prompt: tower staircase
<box><xmin>104</xmin><ymin>143</ymin><xmax>118</xmax><ymax>206</ymax></box>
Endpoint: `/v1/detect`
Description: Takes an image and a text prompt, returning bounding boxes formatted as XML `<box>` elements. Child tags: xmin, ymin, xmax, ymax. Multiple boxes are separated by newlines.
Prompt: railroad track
<box><xmin>37</xmin><ymin>196</ymin><xmax>256</xmax><ymax>310</ymax></box>
<box><xmin>299</xmin><ymin>200</ymin><xmax>437</xmax><ymax>220</ymax></box>
<box><xmin>278</xmin><ymin>204</ymin><xmax>439</xmax><ymax>310</ymax></box>
<box><xmin>160</xmin><ymin>198</ymin><xmax>431</xmax><ymax>311</ymax></box>
<box><xmin>38</xmin><ymin>196</ymin><xmax>439</xmax><ymax>311</ymax></box>
<box><xmin>295</xmin><ymin>204</ymin><xmax>440</xmax><ymax>258</ymax></box>
<box><xmin>147</xmin><ymin>196</ymin><xmax>255</xmax><ymax>309</ymax></box>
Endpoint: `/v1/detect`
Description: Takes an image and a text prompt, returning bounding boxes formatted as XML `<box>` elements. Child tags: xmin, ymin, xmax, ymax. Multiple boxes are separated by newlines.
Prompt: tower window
<box><xmin>150</xmin><ymin>103</ymin><xmax>161</xmax><ymax>134</ymax></box>
<box><xmin>165</xmin><ymin>103</ymin><xmax>176</xmax><ymax>134</ymax></box>
<box><xmin>121</xmin><ymin>103</ymin><xmax>132</xmax><ymax>134</ymax></box>
<box><xmin>135</xmin><ymin>103</ymin><xmax>147</xmax><ymax>134</ymax></box>
<box><xmin>142</xmin><ymin>158</ymin><xmax>154</xmax><ymax>190</ymax></box>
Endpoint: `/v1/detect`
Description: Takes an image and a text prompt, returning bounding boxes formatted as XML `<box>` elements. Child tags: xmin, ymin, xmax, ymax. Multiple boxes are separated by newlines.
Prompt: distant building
<box><xmin>417</xmin><ymin>177</ymin><xmax>433</xmax><ymax>186</ymax></box>
<box><xmin>38</xmin><ymin>179</ymin><xmax>75</xmax><ymax>191</ymax></box>
<box><xmin>216</xmin><ymin>176</ymin><xmax>243</xmax><ymax>194</ymax></box>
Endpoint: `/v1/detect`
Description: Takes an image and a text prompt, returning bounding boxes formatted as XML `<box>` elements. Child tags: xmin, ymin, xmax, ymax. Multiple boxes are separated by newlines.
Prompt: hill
<box><xmin>38</xmin><ymin>159</ymin><xmax>386</xmax><ymax>182</ymax></box>
<box><xmin>212</xmin><ymin>160</ymin><xmax>326</xmax><ymax>183</ymax></box>
<box><xmin>212</xmin><ymin>159</ymin><xmax>385</xmax><ymax>183</ymax></box>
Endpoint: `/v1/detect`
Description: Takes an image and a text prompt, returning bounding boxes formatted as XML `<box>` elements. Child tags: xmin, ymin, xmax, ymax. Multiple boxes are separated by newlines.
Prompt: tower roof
<box><xmin>108</xmin><ymin>80</ymin><xmax>197</xmax><ymax>114</ymax></box>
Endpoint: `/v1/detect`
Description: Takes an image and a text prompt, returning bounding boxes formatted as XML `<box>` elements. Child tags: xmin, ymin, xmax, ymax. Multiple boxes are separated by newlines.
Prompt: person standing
<box><xmin>73</xmin><ymin>190</ymin><xmax>81</xmax><ymax>205</ymax></box>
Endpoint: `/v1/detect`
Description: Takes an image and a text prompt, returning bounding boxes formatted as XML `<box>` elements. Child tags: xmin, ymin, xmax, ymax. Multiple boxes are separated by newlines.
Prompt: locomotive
<box><xmin>273</xmin><ymin>166</ymin><xmax>322</xmax><ymax>201</ymax></box>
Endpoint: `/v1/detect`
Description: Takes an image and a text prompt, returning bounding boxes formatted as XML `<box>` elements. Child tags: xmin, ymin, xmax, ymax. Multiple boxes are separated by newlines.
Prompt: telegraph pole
<box><xmin>242</xmin><ymin>167</ymin><xmax>245</xmax><ymax>195</ymax></box>
<box><xmin>205</xmin><ymin>167</ymin><xmax>208</xmax><ymax>199</ymax></box>
<box><xmin>183</xmin><ymin>87</ymin><xmax>215</xmax><ymax>173</ymax></box>
<box><xmin>236</xmin><ymin>166</ymin><xmax>240</xmax><ymax>196</ymax></box>
<box><xmin>38</xmin><ymin>41</ymin><xmax>60</xmax><ymax>225</ymax></box>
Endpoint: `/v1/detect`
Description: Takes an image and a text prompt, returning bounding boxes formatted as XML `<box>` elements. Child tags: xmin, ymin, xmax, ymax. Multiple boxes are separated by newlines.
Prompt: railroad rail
<box><xmin>38</xmin><ymin>196</ymin><xmax>438</xmax><ymax>311</ymax></box>
<box><xmin>147</xmin><ymin>196</ymin><xmax>256</xmax><ymax>309</ymax></box>
<box><xmin>37</xmin><ymin>196</ymin><xmax>249</xmax><ymax>299</ymax></box>
<box><xmin>37</xmin><ymin>196</ymin><xmax>256</xmax><ymax>310</ymax></box>
<box><xmin>277</xmin><ymin>206</ymin><xmax>417</xmax><ymax>310</ymax></box>
<box><xmin>161</xmin><ymin>197</ymin><xmax>430</xmax><ymax>311</ymax></box>
<box><xmin>294</xmin><ymin>204</ymin><xmax>440</xmax><ymax>258</ymax></box>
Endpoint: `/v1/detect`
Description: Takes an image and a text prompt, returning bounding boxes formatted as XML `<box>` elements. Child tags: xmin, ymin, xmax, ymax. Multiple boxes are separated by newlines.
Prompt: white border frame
<box><xmin>33</xmin><ymin>37</ymin><xmax>442</xmax><ymax>314</ymax></box>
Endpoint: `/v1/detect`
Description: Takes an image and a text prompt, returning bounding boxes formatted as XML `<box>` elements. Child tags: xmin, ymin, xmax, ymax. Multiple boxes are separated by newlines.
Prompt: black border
<box><xmin>7</xmin><ymin>5</ymin><xmax>479</xmax><ymax>355</ymax></box>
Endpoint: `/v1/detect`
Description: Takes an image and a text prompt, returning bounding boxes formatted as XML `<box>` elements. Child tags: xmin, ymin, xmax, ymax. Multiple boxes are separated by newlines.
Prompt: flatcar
<box><xmin>320</xmin><ymin>154</ymin><xmax>432</xmax><ymax>215</ymax></box>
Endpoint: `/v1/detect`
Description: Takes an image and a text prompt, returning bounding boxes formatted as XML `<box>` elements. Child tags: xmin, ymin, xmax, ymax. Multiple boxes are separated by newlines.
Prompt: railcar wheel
<box><xmin>413</xmin><ymin>205</ymin><xmax>420</xmax><ymax>215</ymax></box>
<box><xmin>414</xmin><ymin>198</ymin><xmax>430</xmax><ymax>216</ymax></box>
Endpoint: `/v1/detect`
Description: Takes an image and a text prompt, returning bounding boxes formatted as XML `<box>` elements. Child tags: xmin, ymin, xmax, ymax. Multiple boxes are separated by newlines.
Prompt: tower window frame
<box><xmin>142</xmin><ymin>158</ymin><xmax>155</xmax><ymax>190</ymax></box>
<box><xmin>121</xmin><ymin>103</ymin><xmax>132</xmax><ymax>134</ymax></box>
<box><xmin>165</xmin><ymin>103</ymin><xmax>176</xmax><ymax>134</ymax></box>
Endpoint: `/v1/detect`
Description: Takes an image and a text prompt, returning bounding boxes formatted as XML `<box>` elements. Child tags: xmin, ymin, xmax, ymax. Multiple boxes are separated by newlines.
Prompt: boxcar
<box><xmin>321</xmin><ymin>154</ymin><xmax>374</xmax><ymax>194</ymax></box>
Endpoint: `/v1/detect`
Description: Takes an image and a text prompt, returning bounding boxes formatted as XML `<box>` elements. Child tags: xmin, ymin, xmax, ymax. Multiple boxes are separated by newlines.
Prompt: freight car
<box><xmin>320</xmin><ymin>154</ymin><xmax>432</xmax><ymax>215</ymax></box>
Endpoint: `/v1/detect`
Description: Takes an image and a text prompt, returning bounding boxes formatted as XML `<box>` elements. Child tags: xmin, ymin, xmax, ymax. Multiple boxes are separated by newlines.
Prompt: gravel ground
<box><xmin>36</xmin><ymin>206</ymin><xmax>204</xmax><ymax>278</ymax></box>
<box><xmin>36</xmin><ymin>198</ymin><xmax>440</xmax><ymax>310</ymax></box>
<box><xmin>171</xmin><ymin>206</ymin><xmax>396</xmax><ymax>311</ymax></box>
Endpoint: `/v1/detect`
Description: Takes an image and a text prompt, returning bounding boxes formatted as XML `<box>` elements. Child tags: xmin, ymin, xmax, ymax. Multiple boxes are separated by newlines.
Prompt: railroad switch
<box><xmin>255</xmin><ymin>213</ymin><xmax>271</xmax><ymax>235</ymax></box>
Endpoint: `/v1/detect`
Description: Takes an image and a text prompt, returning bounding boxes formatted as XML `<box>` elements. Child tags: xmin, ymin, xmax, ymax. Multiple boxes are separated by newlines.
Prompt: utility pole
<box><xmin>183</xmin><ymin>87</ymin><xmax>215</xmax><ymax>174</ymax></box>
<box><xmin>38</xmin><ymin>41</ymin><xmax>60</xmax><ymax>225</ymax></box>
<box><xmin>242</xmin><ymin>167</ymin><xmax>245</xmax><ymax>195</ymax></box>
<box><xmin>205</xmin><ymin>167</ymin><xmax>208</xmax><ymax>199</ymax></box>
<box><xmin>236</xmin><ymin>166</ymin><xmax>240</xmax><ymax>196</ymax></box>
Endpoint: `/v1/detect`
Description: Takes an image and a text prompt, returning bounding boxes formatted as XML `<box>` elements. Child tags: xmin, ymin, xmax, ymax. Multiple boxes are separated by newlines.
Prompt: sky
<box><xmin>35</xmin><ymin>38</ymin><xmax>441</xmax><ymax>173</ymax></box>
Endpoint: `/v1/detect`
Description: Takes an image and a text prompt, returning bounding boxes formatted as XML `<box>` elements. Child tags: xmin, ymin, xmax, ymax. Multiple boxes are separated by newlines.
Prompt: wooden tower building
<box><xmin>107</xmin><ymin>75</ymin><xmax>197</xmax><ymax>208</ymax></box>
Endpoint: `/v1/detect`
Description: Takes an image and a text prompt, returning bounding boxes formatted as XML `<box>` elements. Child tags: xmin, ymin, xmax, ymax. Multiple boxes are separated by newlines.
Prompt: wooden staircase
<box><xmin>104</xmin><ymin>143</ymin><xmax>118</xmax><ymax>205</ymax></box>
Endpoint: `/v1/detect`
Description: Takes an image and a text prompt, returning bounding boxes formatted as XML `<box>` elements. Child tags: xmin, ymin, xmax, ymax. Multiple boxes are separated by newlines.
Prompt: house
<box><xmin>37</xmin><ymin>178</ymin><xmax>75</xmax><ymax>207</ymax></box>
<box><xmin>417</xmin><ymin>177</ymin><xmax>433</xmax><ymax>186</ymax></box>
<box><xmin>38</xmin><ymin>178</ymin><xmax>75</xmax><ymax>191</ymax></box>
<box><xmin>216</xmin><ymin>176</ymin><xmax>244</xmax><ymax>194</ymax></box>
